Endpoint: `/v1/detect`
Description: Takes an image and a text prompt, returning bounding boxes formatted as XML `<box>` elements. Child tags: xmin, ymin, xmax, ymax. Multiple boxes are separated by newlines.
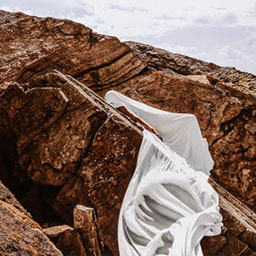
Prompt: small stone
<box><xmin>43</xmin><ymin>225</ymin><xmax>73</xmax><ymax>238</ymax></box>
<box><xmin>73</xmin><ymin>205</ymin><xmax>103</xmax><ymax>256</ymax></box>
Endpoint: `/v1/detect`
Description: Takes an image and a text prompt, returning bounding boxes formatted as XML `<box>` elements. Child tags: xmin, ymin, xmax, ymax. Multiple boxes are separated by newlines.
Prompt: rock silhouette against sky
<box><xmin>0</xmin><ymin>9</ymin><xmax>255</xmax><ymax>256</ymax></box>
<box><xmin>0</xmin><ymin>0</ymin><xmax>256</xmax><ymax>74</ymax></box>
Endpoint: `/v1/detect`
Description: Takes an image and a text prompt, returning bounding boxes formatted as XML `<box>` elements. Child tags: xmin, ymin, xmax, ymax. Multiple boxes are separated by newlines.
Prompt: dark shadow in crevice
<box><xmin>0</xmin><ymin>135</ymin><xmax>64</xmax><ymax>227</ymax></box>
<box><xmin>0</xmin><ymin>136</ymin><xmax>25</xmax><ymax>198</ymax></box>
<box><xmin>103</xmin><ymin>245</ymin><xmax>114</xmax><ymax>256</ymax></box>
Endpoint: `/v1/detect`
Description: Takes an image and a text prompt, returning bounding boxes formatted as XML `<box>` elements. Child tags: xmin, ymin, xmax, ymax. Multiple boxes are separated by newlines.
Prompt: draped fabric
<box><xmin>105</xmin><ymin>91</ymin><xmax>214</xmax><ymax>174</ymax></box>
<box><xmin>105</xmin><ymin>91</ymin><xmax>222</xmax><ymax>256</ymax></box>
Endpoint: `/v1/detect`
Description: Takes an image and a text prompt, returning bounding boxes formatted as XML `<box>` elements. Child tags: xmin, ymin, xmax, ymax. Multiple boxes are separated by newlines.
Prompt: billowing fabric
<box><xmin>105</xmin><ymin>91</ymin><xmax>222</xmax><ymax>256</ymax></box>
<box><xmin>105</xmin><ymin>91</ymin><xmax>214</xmax><ymax>174</ymax></box>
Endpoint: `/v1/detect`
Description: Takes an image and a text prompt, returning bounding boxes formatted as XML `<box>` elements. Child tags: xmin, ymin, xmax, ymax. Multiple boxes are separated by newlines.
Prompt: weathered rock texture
<box><xmin>55</xmin><ymin>228</ymin><xmax>87</xmax><ymax>256</ymax></box>
<box><xmin>0</xmin><ymin>10</ymin><xmax>145</xmax><ymax>92</ymax></box>
<box><xmin>1</xmin><ymin>10</ymin><xmax>255</xmax><ymax>211</ymax></box>
<box><xmin>0</xmin><ymin>181</ymin><xmax>63</xmax><ymax>256</ymax></box>
<box><xmin>126</xmin><ymin>41</ymin><xmax>256</xmax><ymax>98</ymax></box>
<box><xmin>1</xmin><ymin>69</ymin><xmax>255</xmax><ymax>255</ymax></box>
<box><xmin>125</xmin><ymin>42</ymin><xmax>256</xmax><ymax>211</ymax></box>
<box><xmin>0</xmin><ymin>70</ymin><xmax>143</xmax><ymax>254</ymax></box>
<box><xmin>43</xmin><ymin>225</ymin><xmax>88</xmax><ymax>256</ymax></box>
<box><xmin>0</xmin><ymin>9</ymin><xmax>256</xmax><ymax>256</ymax></box>
<box><xmin>73</xmin><ymin>205</ymin><xmax>102</xmax><ymax>256</ymax></box>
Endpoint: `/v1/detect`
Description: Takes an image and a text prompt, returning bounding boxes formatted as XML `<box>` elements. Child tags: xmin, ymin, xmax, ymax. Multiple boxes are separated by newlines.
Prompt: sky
<box><xmin>1</xmin><ymin>0</ymin><xmax>256</xmax><ymax>74</ymax></box>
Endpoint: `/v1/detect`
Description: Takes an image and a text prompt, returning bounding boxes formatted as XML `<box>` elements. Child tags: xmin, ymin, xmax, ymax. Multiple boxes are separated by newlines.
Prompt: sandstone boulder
<box><xmin>1</xmin><ymin>70</ymin><xmax>255</xmax><ymax>255</ymax></box>
<box><xmin>0</xmin><ymin>181</ymin><xmax>63</xmax><ymax>256</ymax></box>
<box><xmin>0</xmin><ymin>9</ymin><xmax>255</xmax><ymax>256</ymax></box>
<box><xmin>1</xmin><ymin>9</ymin><xmax>253</xmax><ymax>212</ymax></box>
<box><xmin>0</xmin><ymin>70</ymin><xmax>142</xmax><ymax>254</ymax></box>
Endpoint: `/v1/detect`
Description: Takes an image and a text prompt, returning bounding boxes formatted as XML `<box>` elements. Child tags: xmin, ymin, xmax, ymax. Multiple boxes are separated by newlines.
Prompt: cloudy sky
<box><xmin>1</xmin><ymin>0</ymin><xmax>256</xmax><ymax>74</ymax></box>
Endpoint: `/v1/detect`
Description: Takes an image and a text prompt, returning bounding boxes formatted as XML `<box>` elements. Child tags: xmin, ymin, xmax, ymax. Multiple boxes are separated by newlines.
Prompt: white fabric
<box><xmin>104</xmin><ymin>91</ymin><xmax>222</xmax><ymax>256</ymax></box>
<box><xmin>105</xmin><ymin>91</ymin><xmax>214</xmax><ymax>174</ymax></box>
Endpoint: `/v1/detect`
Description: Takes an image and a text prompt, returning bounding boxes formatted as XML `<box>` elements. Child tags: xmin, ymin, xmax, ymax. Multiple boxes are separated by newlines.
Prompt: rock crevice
<box><xmin>0</xmin><ymin>9</ymin><xmax>255</xmax><ymax>256</ymax></box>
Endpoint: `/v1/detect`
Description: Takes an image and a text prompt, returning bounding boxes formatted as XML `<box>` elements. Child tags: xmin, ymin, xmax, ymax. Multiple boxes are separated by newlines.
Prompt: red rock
<box><xmin>73</xmin><ymin>205</ymin><xmax>102</xmax><ymax>256</ymax></box>
<box><xmin>0</xmin><ymin>9</ymin><xmax>255</xmax><ymax>256</ymax></box>
<box><xmin>239</xmin><ymin>230</ymin><xmax>256</xmax><ymax>250</ymax></box>
<box><xmin>0</xmin><ymin>181</ymin><xmax>63</xmax><ymax>256</ymax></box>
<box><xmin>43</xmin><ymin>225</ymin><xmax>74</xmax><ymax>238</ymax></box>
<box><xmin>1</xmin><ymin>10</ymin><xmax>255</xmax><ymax>211</ymax></box>
<box><xmin>56</xmin><ymin>229</ymin><xmax>88</xmax><ymax>256</ymax></box>
<box><xmin>217</xmin><ymin>232</ymin><xmax>249</xmax><ymax>256</ymax></box>
<box><xmin>201</xmin><ymin>235</ymin><xmax>227</xmax><ymax>256</ymax></box>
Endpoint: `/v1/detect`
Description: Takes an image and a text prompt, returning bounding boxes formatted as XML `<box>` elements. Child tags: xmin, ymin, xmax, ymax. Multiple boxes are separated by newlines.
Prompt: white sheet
<box><xmin>105</xmin><ymin>91</ymin><xmax>222</xmax><ymax>256</ymax></box>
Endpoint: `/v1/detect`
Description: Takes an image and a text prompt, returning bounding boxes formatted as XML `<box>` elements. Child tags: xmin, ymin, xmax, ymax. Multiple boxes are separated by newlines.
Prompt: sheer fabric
<box><xmin>105</xmin><ymin>91</ymin><xmax>222</xmax><ymax>256</ymax></box>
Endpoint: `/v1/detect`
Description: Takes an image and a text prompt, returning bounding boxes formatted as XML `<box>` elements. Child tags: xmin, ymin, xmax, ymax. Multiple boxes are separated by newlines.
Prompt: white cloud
<box><xmin>0</xmin><ymin>0</ymin><xmax>94</xmax><ymax>21</ymax></box>
<box><xmin>218</xmin><ymin>46</ymin><xmax>248</xmax><ymax>60</ymax></box>
<box><xmin>0</xmin><ymin>4</ymin><xmax>33</xmax><ymax>15</ymax></box>
<box><xmin>108</xmin><ymin>4</ymin><xmax>147</xmax><ymax>13</ymax></box>
<box><xmin>195</xmin><ymin>12</ymin><xmax>239</xmax><ymax>26</ymax></box>
<box><xmin>1</xmin><ymin>0</ymin><xmax>256</xmax><ymax>37</ymax></box>
<box><xmin>215</xmin><ymin>46</ymin><xmax>255</xmax><ymax>73</ymax></box>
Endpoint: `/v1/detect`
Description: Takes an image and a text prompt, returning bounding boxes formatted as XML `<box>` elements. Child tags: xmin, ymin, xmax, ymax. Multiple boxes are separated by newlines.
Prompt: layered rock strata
<box><xmin>0</xmin><ymin>181</ymin><xmax>63</xmax><ymax>256</ymax></box>
<box><xmin>0</xmin><ymin>9</ymin><xmax>256</xmax><ymax>256</ymax></box>
<box><xmin>0</xmin><ymin>70</ymin><xmax>255</xmax><ymax>255</ymax></box>
<box><xmin>1</xmin><ymin>9</ymin><xmax>254</xmax><ymax>212</ymax></box>
<box><xmin>0</xmin><ymin>70</ymin><xmax>143</xmax><ymax>254</ymax></box>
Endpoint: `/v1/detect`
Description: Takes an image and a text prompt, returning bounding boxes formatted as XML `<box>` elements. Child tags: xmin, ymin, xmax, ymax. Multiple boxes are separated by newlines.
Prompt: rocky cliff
<box><xmin>0</xmin><ymin>10</ymin><xmax>255</xmax><ymax>256</ymax></box>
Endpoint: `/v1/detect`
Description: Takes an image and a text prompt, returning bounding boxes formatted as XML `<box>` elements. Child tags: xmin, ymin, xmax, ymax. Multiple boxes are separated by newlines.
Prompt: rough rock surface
<box><xmin>0</xmin><ymin>10</ymin><xmax>145</xmax><ymax>92</ymax></box>
<box><xmin>0</xmin><ymin>9</ymin><xmax>256</xmax><ymax>256</ymax></box>
<box><xmin>117</xmin><ymin>72</ymin><xmax>256</xmax><ymax>211</ymax></box>
<box><xmin>0</xmin><ymin>76</ymin><xmax>106</xmax><ymax>187</ymax></box>
<box><xmin>124</xmin><ymin>42</ymin><xmax>256</xmax><ymax>211</ymax></box>
<box><xmin>43</xmin><ymin>225</ymin><xmax>74</xmax><ymax>238</ymax></box>
<box><xmin>126</xmin><ymin>41</ymin><xmax>256</xmax><ymax>98</ymax></box>
<box><xmin>1</xmin><ymin>10</ymin><xmax>254</xmax><ymax>211</ymax></box>
<box><xmin>73</xmin><ymin>205</ymin><xmax>102</xmax><ymax>256</ymax></box>
<box><xmin>0</xmin><ymin>70</ymin><xmax>143</xmax><ymax>254</ymax></box>
<box><xmin>43</xmin><ymin>225</ymin><xmax>88</xmax><ymax>256</ymax></box>
<box><xmin>55</xmin><ymin>228</ymin><xmax>87</xmax><ymax>256</ymax></box>
<box><xmin>1</xmin><ymin>69</ymin><xmax>255</xmax><ymax>255</ymax></box>
<box><xmin>0</xmin><ymin>181</ymin><xmax>63</xmax><ymax>256</ymax></box>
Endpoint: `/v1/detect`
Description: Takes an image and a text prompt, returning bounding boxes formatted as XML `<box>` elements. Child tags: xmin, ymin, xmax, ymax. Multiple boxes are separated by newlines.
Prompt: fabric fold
<box><xmin>105</xmin><ymin>90</ymin><xmax>222</xmax><ymax>256</ymax></box>
<box><xmin>105</xmin><ymin>91</ymin><xmax>214</xmax><ymax>174</ymax></box>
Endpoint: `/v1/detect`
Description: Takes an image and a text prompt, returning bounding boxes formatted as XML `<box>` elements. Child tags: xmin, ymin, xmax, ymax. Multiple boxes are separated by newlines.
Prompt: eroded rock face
<box><xmin>1</xmin><ymin>70</ymin><xmax>255</xmax><ymax>256</ymax></box>
<box><xmin>123</xmin><ymin>42</ymin><xmax>256</xmax><ymax>210</ymax></box>
<box><xmin>0</xmin><ymin>9</ymin><xmax>256</xmax><ymax>256</ymax></box>
<box><xmin>0</xmin><ymin>10</ymin><xmax>91</xmax><ymax>87</ymax></box>
<box><xmin>73</xmin><ymin>205</ymin><xmax>102</xmax><ymax>256</ymax></box>
<box><xmin>0</xmin><ymin>77</ymin><xmax>107</xmax><ymax>186</ymax></box>
<box><xmin>116</xmin><ymin>72</ymin><xmax>255</xmax><ymax>212</ymax></box>
<box><xmin>0</xmin><ymin>10</ymin><xmax>146</xmax><ymax>92</ymax></box>
<box><xmin>1</xmin><ymin>9</ymin><xmax>253</xmax><ymax>212</ymax></box>
<box><xmin>55</xmin><ymin>115</ymin><xmax>142</xmax><ymax>252</ymax></box>
<box><xmin>0</xmin><ymin>181</ymin><xmax>63</xmax><ymax>256</ymax></box>
<box><xmin>0</xmin><ymin>70</ymin><xmax>142</xmax><ymax>254</ymax></box>
<box><xmin>126</xmin><ymin>41</ymin><xmax>256</xmax><ymax>98</ymax></box>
